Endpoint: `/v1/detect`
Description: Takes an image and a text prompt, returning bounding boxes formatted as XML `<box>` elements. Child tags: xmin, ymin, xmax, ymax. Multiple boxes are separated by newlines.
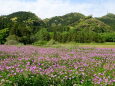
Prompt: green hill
<box><xmin>0</xmin><ymin>11</ymin><xmax>45</xmax><ymax>44</ymax></box>
<box><xmin>98</xmin><ymin>13</ymin><xmax>115</xmax><ymax>31</ymax></box>
<box><xmin>75</xmin><ymin>18</ymin><xmax>111</xmax><ymax>33</ymax></box>
<box><xmin>46</xmin><ymin>12</ymin><xmax>85</xmax><ymax>26</ymax></box>
<box><xmin>0</xmin><ymin>11</ymin><xmax>115</xmax><ymax>44</ymax></box>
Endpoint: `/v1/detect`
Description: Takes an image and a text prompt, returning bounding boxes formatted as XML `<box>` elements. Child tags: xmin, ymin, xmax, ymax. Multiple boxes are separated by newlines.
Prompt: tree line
<box><xmin>0</xmin><ymin>11</ymin><xmax>115</xmax><ymax>45</ymax></box>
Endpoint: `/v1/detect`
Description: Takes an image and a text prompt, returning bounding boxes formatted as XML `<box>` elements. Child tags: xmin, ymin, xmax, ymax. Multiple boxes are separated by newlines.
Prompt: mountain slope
<box><xmin>75</xmin><ymin>18</ymin><xmax>111</xmax><ymax>33</ymax></box>
<box><xmin>98</xmin><ymin>13</ymin><xmax>115</xmax><ymax>31</ymax></box>
<box><xmin>46</xmin><ymin>12</ymin><xmax>85</xmax><ymax>26</ymax></box>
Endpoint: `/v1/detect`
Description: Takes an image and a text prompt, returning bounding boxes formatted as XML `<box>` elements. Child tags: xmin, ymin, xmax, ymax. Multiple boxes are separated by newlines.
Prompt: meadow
<box><xmin>0</xmin><ymin>44</ymin><xmax>115</xmax><ymax>86</ymax></box>
<box><xmin>1</xmin><ymin>1</ymin><xmax>115</xmax><ymax>86</ymax></box>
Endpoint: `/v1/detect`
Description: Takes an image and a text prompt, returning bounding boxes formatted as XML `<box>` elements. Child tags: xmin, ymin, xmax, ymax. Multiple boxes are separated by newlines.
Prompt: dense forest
<box><xmin>0</xmin><ymin>11</ymin><xmax>115</xmax><ymax>45</ymax></box>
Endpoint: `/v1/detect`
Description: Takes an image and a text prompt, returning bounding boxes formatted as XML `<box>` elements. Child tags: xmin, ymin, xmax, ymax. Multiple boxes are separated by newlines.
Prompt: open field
<box><xmin>0</xmin><ymin>45</ymin><xmax>115</xmax><ymax>86</ymax></box>
<box><xmin>76</xmin><ymin>43</ymin><xmax>115</xmax><ymax>48</ymax></box>
<box><xmin>44</xmin><ymin>42</ymin><xmax>115</xmax><ymax>48</ymax></box>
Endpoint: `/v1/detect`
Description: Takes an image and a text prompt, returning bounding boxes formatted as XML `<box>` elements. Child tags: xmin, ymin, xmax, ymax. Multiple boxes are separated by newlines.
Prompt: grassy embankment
<box><xmin>43</xmin><ymin>42</ymin><xmax>115</xmax><ymax>48</ymax></box>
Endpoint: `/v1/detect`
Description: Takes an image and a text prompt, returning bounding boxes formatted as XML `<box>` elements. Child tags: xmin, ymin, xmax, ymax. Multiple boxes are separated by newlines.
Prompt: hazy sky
<box><xmin>0</xmin><ymin>0</ymin><xmax>115</xmax><ymax>19</ymax></box>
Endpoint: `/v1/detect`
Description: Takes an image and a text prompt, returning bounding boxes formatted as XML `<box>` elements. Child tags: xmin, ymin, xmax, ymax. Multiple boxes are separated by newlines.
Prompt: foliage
<box><xmin>35</xmin><ymin>28</ymin><xmax>50</xmax><ymax>41</ymax></box>
<box><xmin>46</xmin><ymin>13</ymin><xmax>85</xmax><ymax>32</ymax></box>
<box><xmin>98</xmin><ymin>13</ymin><xmax>115</xmax><ymax>31</ymax></box>
<box><xmin>0</xmin><ymin>46</ymin><xmax>114</xmax><ymax>85</ymax></box>
<box><xmin>0</xmin><ymin>11</ymin><xmax>45</xmax><ymax>44</ymax></box>
<box><xmin>50</xmin><ymin>30</ymin><xmax>105</xmax><ymax>43</ymax></box>
<box><xmin>100</xmin><ymin>32</ymin><xmax>115</xmax><ymax>42</ymax></box>
<box><xmin>33</xmin><ymin>41</ymin><xmax>48</xmax><ymax>46</ymax></box>
<box><xmin>0</xmin><ymin>28</ymin><xmax>9</xmax><ymax>44</ymax></box>
<box><xmin>76</xmin><ymin>30</ymin><xmax>105</xmax><ymax>43</ymax></box>
<box><xmin>0</xmin><ymin>11</ymin><xmax>115</xmax><ymax>44</ymax></box>
<box><xmin>6</xmin><ymin>35</ymin><xmax>19</xmax><ymax>41</ymax></box>
<box><xmin>46</xmin><ymin>12</ymin><xmax>85</xmax><ymax>26</ymax></box>
<box><xmin>76</xmin><ymin>18</ymin><xmax>111</xmax><ymax>33</ymax></box>
<box><xmin>5</xmin><ymin>40</ymin><xmax>22</xmax><ymax>45</ymax></box>
<box><xmin>47</xmin><ymin>39</ymin><xmax>58</xmax><ymax>45</ymax></box>
<box><xmin>5</xmin><ymin>35</ymin><xmax>24</xmax><ymax>45</ymax></box>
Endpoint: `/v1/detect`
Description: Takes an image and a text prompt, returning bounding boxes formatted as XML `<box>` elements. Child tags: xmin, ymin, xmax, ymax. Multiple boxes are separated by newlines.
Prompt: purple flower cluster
<box><xmin>0</xmin><ymin>45</ymin><xmax>115</xmax><ymax>85</ymax></box>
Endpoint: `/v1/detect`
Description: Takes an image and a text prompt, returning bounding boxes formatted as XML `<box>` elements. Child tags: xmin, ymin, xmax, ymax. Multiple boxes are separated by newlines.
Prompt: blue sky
<box><xmin>20</xmin><ymin>0</ymin><xmax>110</xmax><ymax>3</ymax></box>
<box><xmin>0</xmin><ymin>0</ymin><xmax>115</xmax><ymax>18</ymax></box>
<box><xmin>19</xmin><ymin>0</ymin><xmax>35</xmax><ymax>1</ymax></box>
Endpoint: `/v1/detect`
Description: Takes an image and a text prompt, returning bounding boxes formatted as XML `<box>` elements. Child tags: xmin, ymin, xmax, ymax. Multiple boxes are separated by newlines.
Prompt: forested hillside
<box><xmin>98</xmin><ymin>13</ymin><xmax>115</xmax><ymax>31</ymax></box>
<box><xmin>0</xmin><ymin>11</ymin><xmax>115</xmax><ymax>45</ymax></box>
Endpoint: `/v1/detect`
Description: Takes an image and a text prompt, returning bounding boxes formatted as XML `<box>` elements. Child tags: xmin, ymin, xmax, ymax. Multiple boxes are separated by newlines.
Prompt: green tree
<box><xmin>98</xmin><ymin>13</ymin><xmax>115</xmax><ymax>31</ymax></box>
<box><xmin>35</xmin><ymin>28</ymin><xmax>50</xmax><ymax>41</ymax></box>
<box><xmin>76</xmin><ymin>18</ymin><xmax>111</xmax><ymax>33</ymax></box>
<box><xmin>100</xmin><ymin>32</ymin><xmax>115</xmax><ymax>42</ymax></box>
<box><xmin>0</xmin><ymin>28</ymin><xmax>9</xmax><ymax>44</ymax></box>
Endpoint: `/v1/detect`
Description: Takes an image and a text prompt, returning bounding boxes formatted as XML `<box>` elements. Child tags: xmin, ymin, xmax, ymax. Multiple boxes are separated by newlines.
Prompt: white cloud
<box><xmin>0</xmin><ymin>0</ymin><xmax>115</xmax><ymax>19</ymax></box>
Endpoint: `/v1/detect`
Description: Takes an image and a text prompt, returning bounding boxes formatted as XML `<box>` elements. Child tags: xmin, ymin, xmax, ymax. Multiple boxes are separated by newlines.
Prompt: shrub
<box><xmin>35</xmin><ymin>28</ymin><xmax>50</xmax><ymax>41</ymax></box>
<box><xmin>0</xmin><ymin>28</ymin><xmax>9</xmax><ymax>44</ymax></box>
<box><xmin>6</xmin><ymin>35</ymin><xmax>19</xmax><ymax>41</ymax></box>
<box><xmin>5</xmin><ymin>35</ymin><xmax>23</xmax><ymax>45</ymax></box>
<box><xmin>5</xmin><ymin>40</ymin><xmax>23</xmax><ymax>45</ymax></box>
<box><xmin>100</xmin><ymin>32</ymin><xmax>115</xmax><ymax>42</ymax></box>
<box><xmin>47</xmin><ymin>39</ymin><xmax>58</xmax><ymax>45</ymax></box>
<box><xmin>33</xmin><ymin>41</ymin><xmax>47</xmax><ymax>46</ymax></box>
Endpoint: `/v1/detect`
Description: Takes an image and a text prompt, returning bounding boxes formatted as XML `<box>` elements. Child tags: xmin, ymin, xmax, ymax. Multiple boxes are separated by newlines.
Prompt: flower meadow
<box><xmin>0</xmin><ymin>45</ymin><xmax>115</xmax><ymax>86</ymax></box>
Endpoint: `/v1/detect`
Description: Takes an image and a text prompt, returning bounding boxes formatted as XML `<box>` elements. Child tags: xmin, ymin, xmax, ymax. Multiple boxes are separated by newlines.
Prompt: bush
<box><xmin>6</xmin><ymin>35</ymin><xmax>20</xmax><ymax>41</ymax></box>
<box><xmin>100</xmin><ymin>32</ymin><xmax>115</xmax><ymax>42</ymax></box>
<box><xmin>5</xmin><ymin>35</ymin><xmax>23</xmax><ymax>45</ymax></box>
<box><xmin>35</xmin><ymin>28</ymin><xmax>50</xmax><ymax>41</ymax></box>
<box><xmin>5</xmin><ymin>40</ymin><xmax>23</xmax><ymax>45</ymax></box>
<box><xmin>75</xmin><ymin>30</ymin><xmax>105</xmax><ymax>43</ymax></box>
<box><xmin>47</xmin><ymin>39</ymin><xmax>58</xmax><ymax>45</ymax></box>
<box><xmin>0</xmin><ymin>28</ymin><xmax>9</xmax><ymax>44</ymax></box>
<box><xmin>33</xmin><ymin>41</ymin><xmax>48</xmax><ymax>46</ymax></box>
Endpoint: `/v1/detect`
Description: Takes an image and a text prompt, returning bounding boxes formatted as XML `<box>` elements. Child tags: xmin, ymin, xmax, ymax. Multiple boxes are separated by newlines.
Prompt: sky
<box><xmin>0</xmin><ymin>0</ymin><xmax>115</xmax><ymax>19</ymax></box>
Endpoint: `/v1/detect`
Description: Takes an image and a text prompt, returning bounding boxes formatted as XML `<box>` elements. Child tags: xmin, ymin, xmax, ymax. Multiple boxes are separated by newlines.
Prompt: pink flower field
<box><xmin>0</xmin><ymin>45</ymin><xmax>115</xmax><ymax>86</ymax></box>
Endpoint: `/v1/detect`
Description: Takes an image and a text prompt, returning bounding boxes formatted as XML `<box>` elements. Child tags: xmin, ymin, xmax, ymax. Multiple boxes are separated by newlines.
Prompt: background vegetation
<box><xmin>0</xmin><ymin>11</ymin><xmax>115</xmax><ymax>45</ymax></box>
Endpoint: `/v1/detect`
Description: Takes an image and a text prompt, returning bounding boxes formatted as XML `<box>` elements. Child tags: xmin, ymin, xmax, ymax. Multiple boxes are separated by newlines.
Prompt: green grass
<box><xmin>41</xmin><ymin>42</ymin><xmax>115</xmax><ymax>48</ymax></box>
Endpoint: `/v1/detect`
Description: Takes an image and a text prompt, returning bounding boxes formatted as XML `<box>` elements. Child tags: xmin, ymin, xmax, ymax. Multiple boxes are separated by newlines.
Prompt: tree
<box><xmin>6</xmin><ymin>11</ymin><xmax>45</xmax><ymax>44</ymax></box>
<box><xmin>98</xmin><ymin>13</ymin><xmax>115</xmax><ymax>31</ymax></box>
<box><xmin>76</xmin><ymin>18</ymin><xmax>111</xmax><ymax>33</ymax></box>
<box><xmin>100</xmin><ymin>32</ymin><xmax>115</xmax><ymax>42</ymax></box>
<box><xmin>35</xmin><ymin>28</ymin><xmax>50</xmax><ymax>41</ymax></box>
<box><xmin>0</xmin><ymin>28</ymin><xmax>9</xmax><ymax>44</ymax></box>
